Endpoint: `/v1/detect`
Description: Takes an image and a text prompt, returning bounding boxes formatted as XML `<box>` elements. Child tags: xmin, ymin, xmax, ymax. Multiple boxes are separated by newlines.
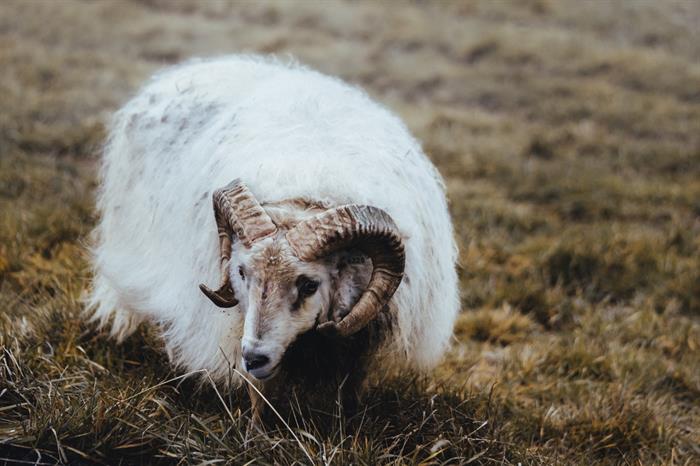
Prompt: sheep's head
<box><xmin>199</xmin><ymin>179</ymin><xmax>405</xmax><ymax>380</ymax></box>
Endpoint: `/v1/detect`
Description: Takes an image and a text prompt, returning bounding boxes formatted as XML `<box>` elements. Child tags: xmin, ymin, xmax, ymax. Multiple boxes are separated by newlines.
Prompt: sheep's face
<box><xmin>230</xmin><ymin>236</ymin><xmax>370</xmax><ymax>380</ymax></box>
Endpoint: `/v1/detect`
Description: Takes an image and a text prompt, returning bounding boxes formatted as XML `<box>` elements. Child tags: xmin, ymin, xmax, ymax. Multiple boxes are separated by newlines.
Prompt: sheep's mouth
<box><xmin>248</xmin><ymin>361</ymin><xmax>280</xmax><ymax>381</ymax></box>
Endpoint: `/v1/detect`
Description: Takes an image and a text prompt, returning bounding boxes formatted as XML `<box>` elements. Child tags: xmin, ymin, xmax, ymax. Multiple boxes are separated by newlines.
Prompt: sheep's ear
<box><xmin>326</xmin><ymin>252</ymin><xmax>371</xmax><ymax>324</ymax></box>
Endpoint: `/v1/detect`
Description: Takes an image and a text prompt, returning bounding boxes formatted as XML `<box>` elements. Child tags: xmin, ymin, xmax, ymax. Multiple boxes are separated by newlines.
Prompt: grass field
<box><xmin>1</xmin><ymin>0</ymin><xmax>699</xmax><ymax>464</ymax></box>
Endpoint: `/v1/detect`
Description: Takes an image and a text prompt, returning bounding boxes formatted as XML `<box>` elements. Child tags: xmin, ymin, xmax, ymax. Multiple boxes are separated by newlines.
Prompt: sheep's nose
<box><xmin>243</xmin><ymin>350</ymin><xmax>270</xmax><ymax>371</ymax></box>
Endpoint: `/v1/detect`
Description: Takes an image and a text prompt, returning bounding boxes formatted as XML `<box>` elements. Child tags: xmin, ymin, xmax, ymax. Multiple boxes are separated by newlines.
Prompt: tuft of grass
<box><xmin>455</xmin><ymin>305</ymin><xmax>538</xmax><ymax>346</ymax></box>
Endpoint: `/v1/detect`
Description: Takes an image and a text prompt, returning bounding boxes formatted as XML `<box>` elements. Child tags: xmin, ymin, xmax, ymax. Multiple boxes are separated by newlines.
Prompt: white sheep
<box><xmin>88</xmin><ymin>55</ymin><xmax>459</xmax><ymax>419</ymax></box>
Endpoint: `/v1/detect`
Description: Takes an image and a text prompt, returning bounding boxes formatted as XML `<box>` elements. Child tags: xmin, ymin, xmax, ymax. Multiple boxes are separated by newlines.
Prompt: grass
<box><xmin>1</xmin><ymin>0</ymin><xmax>699</xmax><ymax>464</ymax></box>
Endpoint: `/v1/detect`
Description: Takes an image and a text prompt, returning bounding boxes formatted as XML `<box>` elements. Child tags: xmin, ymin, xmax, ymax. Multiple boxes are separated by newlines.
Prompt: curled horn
<box><xmin>199</xmin><ymin>179</ymin><xmax>277</xmax><ymax>307</ymax></box>
<box><xmin>286</xmin><ymin>205</ymin><xmax>405</xmax><ymax>337</ymax></box>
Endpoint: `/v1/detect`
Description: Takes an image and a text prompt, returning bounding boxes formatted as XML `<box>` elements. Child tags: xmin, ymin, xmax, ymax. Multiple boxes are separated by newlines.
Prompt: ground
<box><xmin>1</xmin><ymin>0</ymin><xmax>699</xmax><ymax>464</ymax></box>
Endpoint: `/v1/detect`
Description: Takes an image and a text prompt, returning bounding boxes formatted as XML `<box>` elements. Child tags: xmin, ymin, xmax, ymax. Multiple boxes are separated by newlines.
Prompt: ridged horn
<box><xmin>286</xmin><ymin>205</ymin><xmax>405</xmax><ymax>337</ymax></box>
<box><xmin>199</xmin><ymin>179</ymin><xmax>277</xmax><ymax>307</ymax></box>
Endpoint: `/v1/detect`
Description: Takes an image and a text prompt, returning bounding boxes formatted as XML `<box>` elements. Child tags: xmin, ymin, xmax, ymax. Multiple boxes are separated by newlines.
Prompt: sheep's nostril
<box><xmin>243</xmin><ymin>351</ymin><xmax>270</xmax><ymax>371</ymax></box>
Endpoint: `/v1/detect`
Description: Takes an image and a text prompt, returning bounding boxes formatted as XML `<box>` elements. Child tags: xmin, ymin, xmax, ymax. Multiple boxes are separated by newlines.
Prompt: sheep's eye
<box><xmin>296</xmin><ymin>275</ymin><xmax>319</xmax><ymax>297</ymax></box>
<box><xmin>238</xmin><ymin>266</ymin><xmax>245</xmax><ymax>280</ymax></box>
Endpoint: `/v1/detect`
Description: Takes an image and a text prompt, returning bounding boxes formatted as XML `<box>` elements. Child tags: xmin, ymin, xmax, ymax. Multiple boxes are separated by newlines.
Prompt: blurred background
<box><xmin>1</xmin><ymin>1</ymin><xmax>699</xmax><ymax>464</ymax></box>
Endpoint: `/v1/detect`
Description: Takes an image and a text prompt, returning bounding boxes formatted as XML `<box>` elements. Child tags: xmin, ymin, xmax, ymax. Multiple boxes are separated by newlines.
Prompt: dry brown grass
<box><xmin>1</xmin><ymin>0</ymin><xmax>699</xmax><ymax>464</ymax></box>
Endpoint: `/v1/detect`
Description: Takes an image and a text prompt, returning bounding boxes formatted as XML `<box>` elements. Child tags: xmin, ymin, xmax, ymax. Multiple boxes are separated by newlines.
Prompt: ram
<box><xmin>89</xmin><ymin>55</ymin><xmax>459</xmax><ymax>421</ymax></box>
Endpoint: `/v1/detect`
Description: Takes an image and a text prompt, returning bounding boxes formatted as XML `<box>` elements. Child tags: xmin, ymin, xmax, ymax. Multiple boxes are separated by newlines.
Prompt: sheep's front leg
<box><xmin>245</xmin><ymin>377</ymin><xmax>268</xmax><ymax>438</ymax></box>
